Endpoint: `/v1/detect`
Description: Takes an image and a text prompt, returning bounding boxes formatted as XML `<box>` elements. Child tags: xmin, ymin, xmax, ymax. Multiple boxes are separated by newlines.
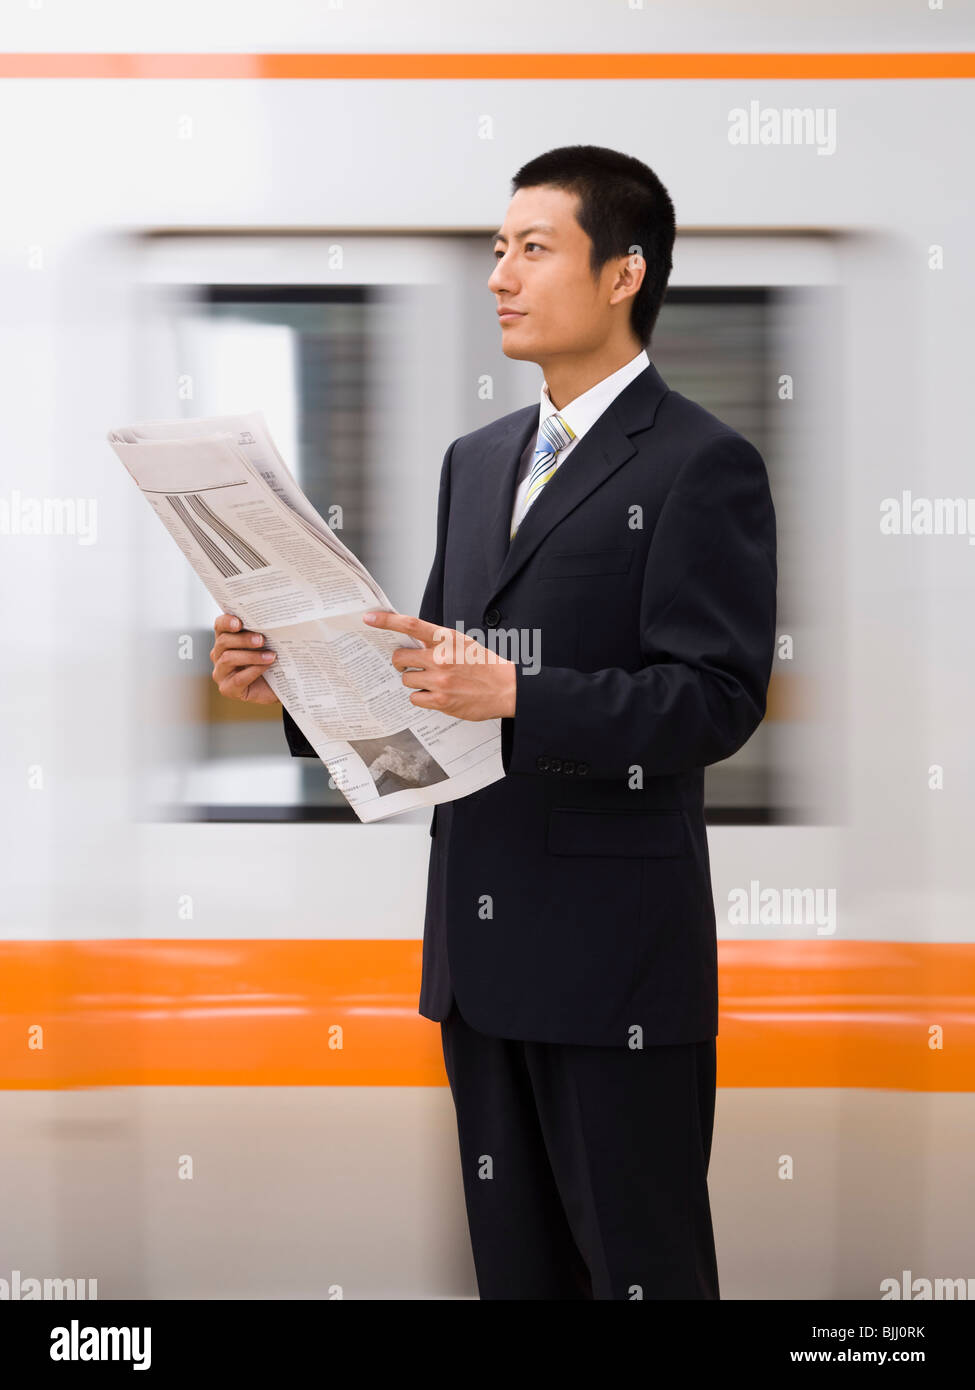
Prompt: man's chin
<box><xmin>500</xmin><ymin>335</ymin><xmax>536</xmax><ymax>361</ymax></box>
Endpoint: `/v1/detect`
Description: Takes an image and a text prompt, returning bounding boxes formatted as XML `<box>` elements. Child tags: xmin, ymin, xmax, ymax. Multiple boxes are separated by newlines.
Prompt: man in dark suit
<box><xmin>280</xmin><ymin>145</ymin><xmax>777</xmax><ymax>1299</ymax></box>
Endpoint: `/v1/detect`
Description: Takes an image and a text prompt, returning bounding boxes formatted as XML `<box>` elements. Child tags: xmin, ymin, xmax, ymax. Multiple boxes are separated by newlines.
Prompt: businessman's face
<box><xmin>489</xmin><ymin>185</ymin><xmax>622</xmax><ymax>362</ymax></box>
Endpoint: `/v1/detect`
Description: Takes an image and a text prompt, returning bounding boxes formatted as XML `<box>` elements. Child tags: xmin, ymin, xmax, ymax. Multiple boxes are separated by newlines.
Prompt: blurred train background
<box><xmin>1</xmin><ymin>4</ymin><xmax>973</xmax><ymax>1299</ymax></box>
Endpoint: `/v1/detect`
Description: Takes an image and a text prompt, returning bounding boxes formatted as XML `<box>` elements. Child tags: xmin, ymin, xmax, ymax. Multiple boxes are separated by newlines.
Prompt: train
<box><xmin>1</xmin><ymin>7</ymin><xmax>973</xmax><ymax>1300</ymax></box>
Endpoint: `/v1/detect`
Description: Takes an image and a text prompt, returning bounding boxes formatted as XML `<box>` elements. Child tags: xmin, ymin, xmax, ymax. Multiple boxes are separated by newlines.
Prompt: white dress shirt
<box><xmin>509</xmin><ymin>348</ymin><xmax>650</xmax><ymax>537</ymax></box>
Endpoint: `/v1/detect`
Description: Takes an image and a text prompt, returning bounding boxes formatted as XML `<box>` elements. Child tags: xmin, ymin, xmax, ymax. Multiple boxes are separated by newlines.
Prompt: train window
<box><xmin>134</xmin><ymin>234</ymin><xmax>835</xmax><ymax>826</ymax></box>
<box><xmin>136</xmin><ymin>283</ymin><xmax>371</xmax><ymax>820</ymax></box>
<box><xmin>654</xmin><ymin>287</ymin><xmax>777</xmax><ymax>823</ymax></box>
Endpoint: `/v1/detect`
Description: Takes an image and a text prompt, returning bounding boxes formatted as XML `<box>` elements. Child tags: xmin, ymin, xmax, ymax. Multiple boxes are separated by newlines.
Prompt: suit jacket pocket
<box><xmin>538</xmin><ymin>546</ymin><xmax>635</xmax><ymax>579</ymax></box>
<box><xmin>547</xmin><ymin>807</ymin><xmax>687</xmax><ymax>857</ymax></box>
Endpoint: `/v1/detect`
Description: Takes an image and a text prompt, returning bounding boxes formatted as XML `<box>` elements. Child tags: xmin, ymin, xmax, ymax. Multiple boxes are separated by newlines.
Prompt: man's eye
<box><xmin>492</xmin><ymin>243</ymin><xmax>545</xmax><ymax>259</ymax></box>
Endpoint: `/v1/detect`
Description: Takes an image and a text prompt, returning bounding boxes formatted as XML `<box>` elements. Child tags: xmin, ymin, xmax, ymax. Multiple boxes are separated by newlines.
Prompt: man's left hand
<box><xmin>362</xmin><ymin>611</ymin><xmax>517</xmax><ymax>721</ymax></box>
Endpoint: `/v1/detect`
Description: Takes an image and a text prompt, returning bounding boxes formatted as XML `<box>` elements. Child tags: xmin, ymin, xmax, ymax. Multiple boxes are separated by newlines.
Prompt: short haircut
<box><xmin>510</xmin><ymin>144</ymin><xmax>676</xmax><ymax>346</ymax></box>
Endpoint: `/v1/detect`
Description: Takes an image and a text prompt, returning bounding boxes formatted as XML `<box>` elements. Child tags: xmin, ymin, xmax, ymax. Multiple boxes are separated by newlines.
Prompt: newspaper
<box><xmin>107</xmin><ymin>411</ymin><xmax>504</xmax><ymax>823</ymax></box>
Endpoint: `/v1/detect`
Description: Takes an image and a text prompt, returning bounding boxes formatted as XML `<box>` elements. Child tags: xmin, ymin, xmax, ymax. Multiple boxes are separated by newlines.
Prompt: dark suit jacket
<box><xmin>283</xmin><ymin>360</ymin><xmax>777</xmax><ymax>1047</ymax></box>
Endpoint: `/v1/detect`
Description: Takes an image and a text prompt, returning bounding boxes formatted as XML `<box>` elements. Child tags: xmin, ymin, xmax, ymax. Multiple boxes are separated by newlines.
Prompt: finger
<box><xmin>391</xmin><ymin>645</ymin><xmax>436</xmax><ymax>672</ymax></box>
<box><xmin>210</xmin><ymin>629</ymin><xmax>266</xmax><ymax>660</ymax></box>
<box><xmin>214</xmin><ymin>613</ymin><xmax>243</xmax><ymax>634</ymax></box>
<box><xmin>364</xmin><ymin>611</ymin><xmax>441</xmax><ymax>646</ymax></box>
<box><xmin>212</xmin><ymin>649</ymin><xmax>276</xmax><ymax>682</ymax></box>
<box><xmin>400</xmin><ymin>669</ymin><xmax>441</xmax><ymax>692</ymax></box>
<box><xmin>362</xmin><ymin>609</ymin><xmax>400</xmax><ymax>631</ymax></box>
<box><xmin>407</xmin><ymin>689</ymin><xmax>444</xmax><ymax>709</ymax></box>
<box><xmin>427</xmin><ymin>627</ymin><xmax>463</xmax><ymax>663</ymax></box>
<box><xmin>221</xmin><ymin>662</ymin><xmax>275</xmax><ymax>697</ymax></box>
<box><xmin>396</xmin><ymin>633</ymin><xmax>461</xmax><ymax>669</ymax></box>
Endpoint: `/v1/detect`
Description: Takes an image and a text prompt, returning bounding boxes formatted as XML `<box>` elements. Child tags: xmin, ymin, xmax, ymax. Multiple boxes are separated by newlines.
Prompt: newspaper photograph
<box><xmin>107</xmin><ymin>412</ymin><xmax>504</xmax><ymax>823</ymax></box>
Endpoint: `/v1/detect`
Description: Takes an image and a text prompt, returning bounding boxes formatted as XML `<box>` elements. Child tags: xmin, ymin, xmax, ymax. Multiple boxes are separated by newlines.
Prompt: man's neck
<box><xmin>541</xmin><ymin>340</ymin><xmax>644</xmax><ymax>411</ymax></box>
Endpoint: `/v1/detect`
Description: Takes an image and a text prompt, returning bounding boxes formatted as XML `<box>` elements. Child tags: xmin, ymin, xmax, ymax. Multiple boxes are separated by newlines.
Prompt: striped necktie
<box><xmin>510</xmin><ymin>411</ymin><xmax>577</xmax><ymax>540</ymax></box>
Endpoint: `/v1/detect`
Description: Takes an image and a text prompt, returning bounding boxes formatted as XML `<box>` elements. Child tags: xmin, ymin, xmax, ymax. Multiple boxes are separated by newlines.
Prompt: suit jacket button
<box><xmin>484</xmin><ymin>607</ymin><xmax>501</xmax><ymax>626</ymax></box>
<box><xmin>563</xmin><ymin>760</ymin><xmax>575</xmax><ymax>774</ymax></box>
<box><xmin>577</xmin><ymin>762</ymin><xmax>589</xmax><ymax>775</ymax></box>
<box><xmin>549</xmin><ymin>758</ymin><xmax>562</xmax><ymax>772</ymax></box>
<box><xmin>536</xmin><ymin>756</ymin><xmax>550</xmax><ymax>771</ymax></box>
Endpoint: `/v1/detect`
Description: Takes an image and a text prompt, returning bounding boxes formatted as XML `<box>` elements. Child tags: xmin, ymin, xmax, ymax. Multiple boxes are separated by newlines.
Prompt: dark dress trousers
<box><xmin>283</xmin><ymin>360</ymin><xmax>777</xmax><ymax>1298</ymax></box>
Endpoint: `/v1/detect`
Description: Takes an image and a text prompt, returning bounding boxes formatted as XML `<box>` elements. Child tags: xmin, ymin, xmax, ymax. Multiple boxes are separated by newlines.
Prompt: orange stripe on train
<box><xmin>0</xmin><ymin>940</ymin><xmax>971</xmax><ymax>1090</ymax></box>
<box><xmin>0</xmin><ymin>54</ymin><xmax>972</xmax><ymax>80</ymax></box>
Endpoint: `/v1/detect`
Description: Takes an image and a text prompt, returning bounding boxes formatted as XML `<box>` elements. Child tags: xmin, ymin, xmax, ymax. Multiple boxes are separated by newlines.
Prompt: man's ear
<box><xmin>612</xmin><ymin>246</ymin><xmax>646</xmax><ymax>303</ymax></box>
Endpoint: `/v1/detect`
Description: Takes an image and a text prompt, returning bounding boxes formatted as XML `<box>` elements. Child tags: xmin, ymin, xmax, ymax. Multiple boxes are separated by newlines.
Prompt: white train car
<box><xmin>1</xmin><ymin>3</ymin><xmax>973</xmax><ymax>1300</ymax></box>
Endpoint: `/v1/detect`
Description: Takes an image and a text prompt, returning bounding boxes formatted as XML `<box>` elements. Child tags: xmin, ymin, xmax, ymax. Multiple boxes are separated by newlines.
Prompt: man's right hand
<box><xmin>210</xmin><ymin>613</ymin><xmax>280</xmax><ymax>705</ymax></box>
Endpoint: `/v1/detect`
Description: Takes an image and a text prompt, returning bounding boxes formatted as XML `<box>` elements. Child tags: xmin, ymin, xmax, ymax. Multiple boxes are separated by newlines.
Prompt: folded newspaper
<box><xmin>107</xmin><ymin>411</ymin><xmax>504</xmax><ymax>823</ymax></box>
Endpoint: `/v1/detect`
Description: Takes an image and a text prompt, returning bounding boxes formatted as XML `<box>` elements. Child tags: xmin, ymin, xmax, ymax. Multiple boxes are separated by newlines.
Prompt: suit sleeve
<box><xmin>500</xmin><ymin>430</ymin><xmax>777</xmax><ymax>781</ymax></box>
<box><xmin>282</xmin><ymin>706</ymin><xmax>317</xmax><ymax>758</ymax></box>
<box><xmin>281</xmin><ymin>439</ymin><xmax>456</xmax><ymax>758</ymax></box>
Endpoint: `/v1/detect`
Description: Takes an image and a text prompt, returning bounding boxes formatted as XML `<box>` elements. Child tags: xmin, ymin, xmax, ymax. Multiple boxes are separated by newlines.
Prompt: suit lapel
<box><xmin>482</xmin><ymin>360</ymin><xmax>670</xmax><ymax>600</ymax></box>
<box><xmin>481</xmin><ymin>406</ymin><xmax>539</xmax><ymax>593</ymax></box>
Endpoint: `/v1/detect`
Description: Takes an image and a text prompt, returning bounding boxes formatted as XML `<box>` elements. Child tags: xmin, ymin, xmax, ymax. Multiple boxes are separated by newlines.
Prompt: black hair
<box><xmin>510</xmin><ymin>144</ymin><xmax>675</xmax><ymax>346</ymax></box>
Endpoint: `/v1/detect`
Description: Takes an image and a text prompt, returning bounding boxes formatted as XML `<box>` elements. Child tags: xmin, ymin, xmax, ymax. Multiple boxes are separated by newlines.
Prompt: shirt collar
<box><xmin>539</xmin><ymin>348</ymin><xmax>650</xmax><ymax>438</ymax></box>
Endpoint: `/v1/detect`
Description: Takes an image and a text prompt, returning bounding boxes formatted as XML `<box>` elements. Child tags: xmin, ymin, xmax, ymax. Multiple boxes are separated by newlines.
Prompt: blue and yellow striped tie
<box><xmin>510</xmin><ymin>412</ymin><xmax>577</xmax><ymax>540</ymax></box>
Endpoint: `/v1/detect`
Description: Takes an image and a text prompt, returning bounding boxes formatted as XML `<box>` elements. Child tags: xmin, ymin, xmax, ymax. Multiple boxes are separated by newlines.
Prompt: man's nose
<box><xmin>488</xmin><ymin>253</ymin><xmax>517</xmax><ymax>295</ymax></box>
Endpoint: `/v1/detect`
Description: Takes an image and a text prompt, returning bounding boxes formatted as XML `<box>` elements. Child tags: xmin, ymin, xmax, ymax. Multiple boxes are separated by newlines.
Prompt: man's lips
<box><xmin>497</xmin><ymin>308</ymin><xmax>525</xmax><ymax>320</ymax></box>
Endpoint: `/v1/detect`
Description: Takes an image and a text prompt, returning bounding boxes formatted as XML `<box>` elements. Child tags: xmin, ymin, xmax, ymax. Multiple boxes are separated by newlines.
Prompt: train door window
<box><xmin>133</xmin><ymin>232</ymin><xmax>840</xmax><ymax>826</ymax></box>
